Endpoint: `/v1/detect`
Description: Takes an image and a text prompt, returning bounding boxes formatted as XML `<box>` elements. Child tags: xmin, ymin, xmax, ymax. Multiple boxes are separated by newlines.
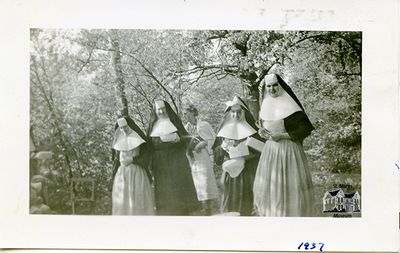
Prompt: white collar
<box><xmin>112</xmin><ymin>129</ymin><xmax>145</xmax><ymax>151</ymax></box>
<box><xmin>150</xmin><ymin>118</ymin><xmax>178</xmax><ymax>137</ymax></box>
<box><xmin>217</xmin><ymin>121</ymin><xmax>256</xmax><ymax>140</ymax></box>
<box><xmin>259</xmin><ymin>89</ymin><xmax>302</xmax><ymax>120</ymax></box>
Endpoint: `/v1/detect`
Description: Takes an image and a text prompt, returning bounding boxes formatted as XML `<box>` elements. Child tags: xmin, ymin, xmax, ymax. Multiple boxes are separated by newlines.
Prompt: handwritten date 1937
<box><xmin>298</xmin><ymin>242</ymin><xmax>324</xmax><ymax>251</ymax></box>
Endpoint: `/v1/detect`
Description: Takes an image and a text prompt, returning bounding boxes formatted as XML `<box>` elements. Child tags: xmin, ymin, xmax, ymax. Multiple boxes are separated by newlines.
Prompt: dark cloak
<box><xmin>147</xmin><ymin>100</ymin><xmax>199</xmax><ymax>215</ymax></box>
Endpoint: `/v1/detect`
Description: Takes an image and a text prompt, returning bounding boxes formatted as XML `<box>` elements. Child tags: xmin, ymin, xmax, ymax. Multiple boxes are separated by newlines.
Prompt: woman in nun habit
<box><xmin>111</xmin><ymin>116</ymin><xmax>154</xmax><ymax>215</ymax></box>
<box><xmin>147</xmin><ymin>99</ymin><xmax>200</xmax><ymax>215</ymax></box>
<box><xmin>213</xmin><ymin>96</ymin><xmax>262</xmax><ymax>216</ymax></box>
<box><xmin>253</xmin><ymin>74</ymin><xmax>314</xmax><ymax>217</ymax></box>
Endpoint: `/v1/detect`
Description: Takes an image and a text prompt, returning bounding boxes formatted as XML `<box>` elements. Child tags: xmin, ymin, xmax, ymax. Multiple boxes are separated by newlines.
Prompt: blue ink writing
<box><xmin>395</xmin><ymin>163</ymin><xmax>399</xmax><ymax>170</ymax></box>
<box><xmin>298</xmin><ymin>242</ymin><xmax>324</xmax><ymax>251</ymax></box>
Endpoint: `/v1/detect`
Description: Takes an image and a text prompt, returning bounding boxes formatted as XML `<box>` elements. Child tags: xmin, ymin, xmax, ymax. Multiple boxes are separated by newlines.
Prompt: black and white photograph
<box><xmin>29</xmin><ymin>29</ymin><xmax>362</xmax><ymax>217</ymax></box>
<box><xmin>1</xmin><ymin>0</ymin><xmax>399</xmax><ymax>252</ymax></box>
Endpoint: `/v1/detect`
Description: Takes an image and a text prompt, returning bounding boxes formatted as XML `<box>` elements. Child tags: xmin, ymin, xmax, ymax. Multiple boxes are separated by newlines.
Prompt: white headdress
<box><xmin>112</xmin><ymin>118</ymin><xmax>146</xmax><ymax>151</ymax></box>
<box><xmin>259</xmin><ymin>74</ymin><xmax>302</xmax><ymax>121</ymax></box>
<box><xmin>150</xmin><ymin>100</ymin><xmax>178</xmax><ymax>137</ymax></box>
<box><xmin>217</xmin><ymin>97</ymin><xmax>257</xmax><ymax>140</ymax></box>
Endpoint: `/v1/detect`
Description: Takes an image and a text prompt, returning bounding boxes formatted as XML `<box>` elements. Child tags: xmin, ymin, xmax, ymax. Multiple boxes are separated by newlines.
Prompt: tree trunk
<box><xmin>110</xmin><ymin>32</ymin><xmax>129</xmax><ymax>117</ymax></box>
<box><xmin>243</xmin><ymin>82</ymin><xmax>260</xmax><ymax>121</ymax></box>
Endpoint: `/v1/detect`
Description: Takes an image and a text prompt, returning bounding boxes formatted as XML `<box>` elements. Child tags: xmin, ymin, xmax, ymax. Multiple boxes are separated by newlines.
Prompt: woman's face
<box><xmin>119</xmin><ymin>125</ymin><xmax>130</xmax><ymax>136</ymax></box>
<box><xmin>229</xmin><ymin>105</ymin><xmax>243</xmax><ymax>121</ymax></box>
<box><xmin>265</xmin><ymin>82</ymin><xmax>281</xmax><ymax>98</ymax></box>
<box><xmin>156</xmin><ymin>106</ymin><xmax>168</xmax><ymax>119</ymax></box>
<box><xmin>185</xmin><ymin>110</ymin><xmax>197</xmax><ymax>125</ymax></box>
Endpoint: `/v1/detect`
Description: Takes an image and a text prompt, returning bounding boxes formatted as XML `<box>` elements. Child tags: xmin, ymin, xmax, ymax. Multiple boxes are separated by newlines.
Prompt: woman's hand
<box><xmin>269</xmin><ymin>133</ymin><xmax>290</xmax><ymax>142</ymax></box>
<box><xmin>221</xmin><ymin>139</ymin><xmax>235</xmax><ymax>152</ymax></box>
<box><xmin>193</xmin><ymin>141</ymin><xmax>207</xmax><ymax>153</ymax></box>
<box><xmin>121</xmin><ymin>158</ymin><xmax>133</xmax><ymax>166</ymax></box>
<box><xmin>258</xmin><ymin>128</ymin><xmax>271</xmax><ymax>139</ymax></box>
<box><xmin>173</xmin><ymin>134</ymin><xmax>181</xmax><ymax>143</ymax></box>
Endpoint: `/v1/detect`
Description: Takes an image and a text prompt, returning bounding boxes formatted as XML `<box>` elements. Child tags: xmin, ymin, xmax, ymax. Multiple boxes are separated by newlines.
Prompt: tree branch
<box><xmin>77</xmin><ymin>47</ymin><xmax>94</xmax><ymax>73</ymax></box>
<box><xmin>122</xmin><ymin>51</ymin><xmax>180</xmax><ymax>113</ymax></box>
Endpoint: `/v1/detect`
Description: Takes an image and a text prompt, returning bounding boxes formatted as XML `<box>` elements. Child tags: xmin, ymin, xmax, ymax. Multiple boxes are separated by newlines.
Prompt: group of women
<box><xmin>110</xmin><ymin>74</ymin><xmax>315</xmax><ymax>217</ymax></box>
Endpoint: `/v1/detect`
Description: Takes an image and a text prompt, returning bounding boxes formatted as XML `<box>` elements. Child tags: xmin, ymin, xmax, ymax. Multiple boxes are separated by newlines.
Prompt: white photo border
<box><xmin>0</xmin><ymin>0</ymin><xmax>398</xmax><ymax>252</ymax></box>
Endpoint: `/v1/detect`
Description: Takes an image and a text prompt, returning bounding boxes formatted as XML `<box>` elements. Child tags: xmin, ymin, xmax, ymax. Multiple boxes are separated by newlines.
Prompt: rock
<box><xmin>31</xmin><ymin>182</ymin><xmax>43</xmax><ymax>193</ymax></box>
<box><xmin>31</xmin><ymin>175</ymin><xmax>48</xmax><ymax>184</ymax></box>
<box><xmin>213</xmin><ymin>212</ymin><xmax>240</xmax><ymax>216</ymax></box>
<box><xmin>30</xmin><ymin>206</ymin><xmax>40</xmax><ymax>214</ymax></box>
<box><xmin>39</xmin><ymin>204</ymin><xmax>51</xmax><ymax>214</ymax></box>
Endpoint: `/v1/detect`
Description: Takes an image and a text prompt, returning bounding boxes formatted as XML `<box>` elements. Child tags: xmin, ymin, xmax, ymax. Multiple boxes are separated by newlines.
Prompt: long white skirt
<box><xmin>188</xmin><ymin>149</ymin><xmax>219</xmax><ymax>201</ymax></box>
<box><xmin>253</xmin><ymin>139</ymin><xmax>313</xmax><ymax>216</ymax></box>
<box><xmin>112</xmin><ymin>163</ymin><xmax>154</xmax><ymax>215</ymax></box>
